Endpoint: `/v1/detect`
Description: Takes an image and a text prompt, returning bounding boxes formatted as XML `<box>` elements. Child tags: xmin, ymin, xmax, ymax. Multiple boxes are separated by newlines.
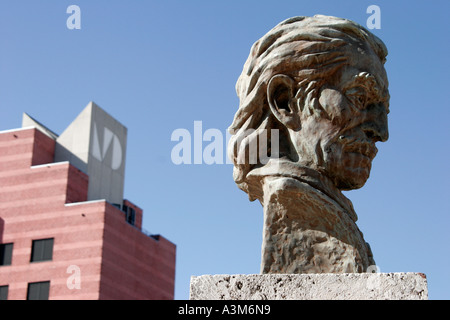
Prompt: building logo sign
<box><xmin>91</xmin><ymin>122</ymin><xmax>123</xmax><ymax>170</ymax></box>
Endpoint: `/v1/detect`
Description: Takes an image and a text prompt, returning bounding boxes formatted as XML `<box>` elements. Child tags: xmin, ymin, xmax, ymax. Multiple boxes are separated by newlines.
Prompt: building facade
<box><xmin>0</xmin><ymin>102</ymin><xmax>176</xmax><ymax>300</ymax></box>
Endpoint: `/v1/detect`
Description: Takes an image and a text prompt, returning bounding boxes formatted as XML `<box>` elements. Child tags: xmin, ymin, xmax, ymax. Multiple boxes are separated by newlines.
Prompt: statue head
<box><xmin>228</xmin><ymin>15</ymin><xmax>389</xmax><ymax>197</ymax></box>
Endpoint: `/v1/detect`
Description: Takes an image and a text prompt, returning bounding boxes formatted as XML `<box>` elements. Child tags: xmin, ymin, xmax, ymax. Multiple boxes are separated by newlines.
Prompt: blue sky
<box><xmin>1</xmin><ymin>0</ymin><xmax>449</xmax><ymax>300</ymax></box>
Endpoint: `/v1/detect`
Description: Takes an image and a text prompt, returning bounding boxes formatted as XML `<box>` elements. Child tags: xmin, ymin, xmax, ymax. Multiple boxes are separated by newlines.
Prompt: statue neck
<box><xmin>246</xmin><ymin>158</ymin><xmax>358</xmax><ymax>222</ymax></box>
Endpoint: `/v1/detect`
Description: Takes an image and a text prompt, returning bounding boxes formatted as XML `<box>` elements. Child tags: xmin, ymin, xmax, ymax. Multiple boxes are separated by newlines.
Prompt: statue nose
<box><xmin>362</xmin><ymin>103</ymin><xmax>389</xmax><ymax>142</ymax></box>
<box><xmin>363</xmin><ymin>124</ymin><xmax>388</xmax><ymax>142</ymax></box>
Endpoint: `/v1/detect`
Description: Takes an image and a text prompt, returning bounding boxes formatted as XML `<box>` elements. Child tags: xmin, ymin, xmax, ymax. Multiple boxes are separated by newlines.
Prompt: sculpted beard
<box><xmin>321</xmin><ymin>129</ymin><xmax>378</xmax><ymax>190</ymax></box>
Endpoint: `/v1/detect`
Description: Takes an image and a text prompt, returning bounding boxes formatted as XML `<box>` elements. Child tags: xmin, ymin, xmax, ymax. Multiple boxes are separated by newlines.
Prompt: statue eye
<box><xmin>346</xmin><ymin>87</ymin><xmax>367</xmax><ymax>109</ymax></box>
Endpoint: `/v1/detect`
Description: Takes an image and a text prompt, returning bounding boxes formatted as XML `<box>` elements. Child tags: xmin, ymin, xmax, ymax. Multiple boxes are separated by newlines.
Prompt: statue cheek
<box><xmin>318</xmin><ymin>88</ymin><xmax>352</xmax><ymax>124</ymax></box>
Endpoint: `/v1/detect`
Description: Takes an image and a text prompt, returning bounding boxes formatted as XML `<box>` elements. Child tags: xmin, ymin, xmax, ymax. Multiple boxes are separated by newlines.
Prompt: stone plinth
<box><xmin>190</xmin><ymin>273</ymin><xmax>428</xmax><ymax>300</ymax></box>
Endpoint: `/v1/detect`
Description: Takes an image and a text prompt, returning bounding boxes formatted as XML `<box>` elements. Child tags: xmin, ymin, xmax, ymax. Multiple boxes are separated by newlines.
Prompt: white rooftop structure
<box><xmin>23</xmin><ymin>101</ymin><xmax>127</xmax><ymax>207</ymax></box>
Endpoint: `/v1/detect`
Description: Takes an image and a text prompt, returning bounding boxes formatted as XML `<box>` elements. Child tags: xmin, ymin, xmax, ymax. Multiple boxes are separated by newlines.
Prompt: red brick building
<box><xmin>0</xmin><ymin>103</ymin><xmax>176</xmax><ymax>300</ymax></box>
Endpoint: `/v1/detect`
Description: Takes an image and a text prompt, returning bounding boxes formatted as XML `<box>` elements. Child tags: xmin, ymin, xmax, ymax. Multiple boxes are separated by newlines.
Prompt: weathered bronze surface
<box><xmin>229</xmin><ymin>15</ymin><xmax>389</xmax><ymax>273</ymax></box>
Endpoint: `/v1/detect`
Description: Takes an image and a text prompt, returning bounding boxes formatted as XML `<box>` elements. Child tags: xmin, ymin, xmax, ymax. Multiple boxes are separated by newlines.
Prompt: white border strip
<box><xmin>0</xmin><ymin>126</ymin><xmax>36</xmax><ymax>134</ymax></box>
<box><xmin>30</xmin><ymin>161</ymin><xmax>70</xmax><ymax>169</ymax></box>
<box><xmin>65</xmin><ymin>199</ymin><xmax>106</xmax><ymax>207</ymax></box>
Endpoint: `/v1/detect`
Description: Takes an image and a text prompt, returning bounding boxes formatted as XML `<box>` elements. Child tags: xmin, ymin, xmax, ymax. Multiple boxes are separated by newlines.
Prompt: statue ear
<box><xmin>267</xmin><ymin>74</ymin><xmax>301</xmax><ymax>131</ymax></box>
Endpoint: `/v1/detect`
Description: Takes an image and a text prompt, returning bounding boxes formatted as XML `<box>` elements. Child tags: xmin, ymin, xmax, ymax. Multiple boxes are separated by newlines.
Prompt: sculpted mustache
<box><xmin>339</xmin><ymin>136</ymin><xmax>378</xmax><ymax>158</ymax></box>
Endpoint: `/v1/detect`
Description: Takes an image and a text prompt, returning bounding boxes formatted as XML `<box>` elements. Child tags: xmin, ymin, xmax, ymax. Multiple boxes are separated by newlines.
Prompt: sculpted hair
<box><xmin>228</xmin><ymin>15</ymin><xmax>387</xmax><ymax>195</ymax></box>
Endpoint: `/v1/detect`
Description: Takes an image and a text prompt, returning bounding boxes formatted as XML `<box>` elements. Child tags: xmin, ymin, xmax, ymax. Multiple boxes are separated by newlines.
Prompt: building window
<box><xmin>0</xmin><ymin>285</ymin><xmax>8</xmax><ymax>300</ymax></box>
<box><xmin>30</xmin><ymin>238</ymin><xmax>54</xmax><ymax>262</ymax></box>
<box><xmin>123</xmin><ymin>205</ymin><xmax>136</xmax><ymax>226</ymax></box>
<box><xmin>27</xmin><ymin>281</ymin><xmax>50</xmax><ymax>300</ymax></box>
<box><xmin>0</xmin><ymin>243</ymin><xmax>13</xmax><ymax>266</ymax></box>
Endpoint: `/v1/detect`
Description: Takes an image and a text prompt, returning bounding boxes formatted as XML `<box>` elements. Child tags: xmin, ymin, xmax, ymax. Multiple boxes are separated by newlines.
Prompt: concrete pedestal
<box><xmin>190</xmin><ymin>273</ymin><xmax>428</xmax><ymax>300</ymax></box>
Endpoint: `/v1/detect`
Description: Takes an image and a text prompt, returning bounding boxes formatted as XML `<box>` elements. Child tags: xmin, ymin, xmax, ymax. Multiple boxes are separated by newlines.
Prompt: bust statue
<box><xmin>228</xmin><ymin>15</ymin><xmax>389</xmax><ymax>274</ymax></box>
